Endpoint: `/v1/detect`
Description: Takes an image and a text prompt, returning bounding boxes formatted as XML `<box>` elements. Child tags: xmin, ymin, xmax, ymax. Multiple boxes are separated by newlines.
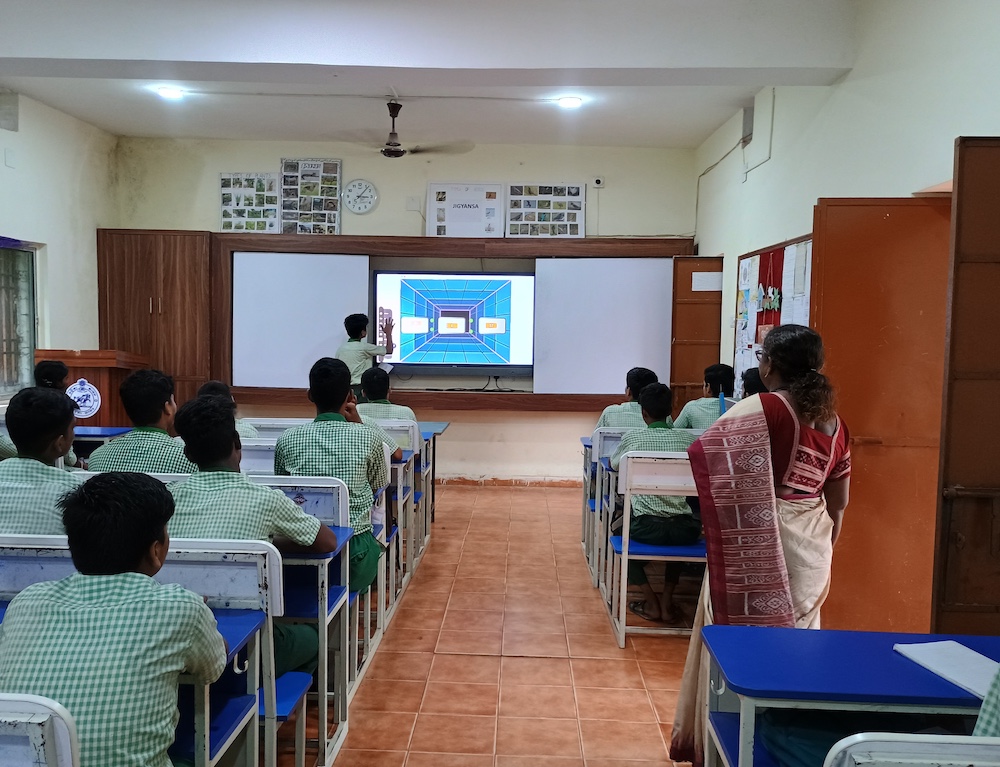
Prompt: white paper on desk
<box><xmin>893</xmin><ymin>640</ymin><xmax>998</xmax><ymax>699</ymax></box>
<box><xmin>379</xmin><ymin>361</ymin><xmax>393</xmax><ymax>373</ymax></box>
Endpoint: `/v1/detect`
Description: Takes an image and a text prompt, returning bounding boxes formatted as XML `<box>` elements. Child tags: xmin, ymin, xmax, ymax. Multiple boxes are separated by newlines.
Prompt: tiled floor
<box><xmin>327</xmin><ymin>484</ymin><xmax>690</xmax><ymax>767</ymax></box>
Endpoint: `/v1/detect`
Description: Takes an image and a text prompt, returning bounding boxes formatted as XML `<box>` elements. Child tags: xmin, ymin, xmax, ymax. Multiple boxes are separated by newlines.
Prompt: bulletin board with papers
<box><xmin>733</xmin><ymin>236</ymin><xmax>812</xmax><ymax>388</ymax></box>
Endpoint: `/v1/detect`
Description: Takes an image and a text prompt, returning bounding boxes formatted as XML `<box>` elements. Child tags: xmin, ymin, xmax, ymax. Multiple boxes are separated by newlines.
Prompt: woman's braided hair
<box><xmin>762</xmin><ymin>324</ymin><xmax>836</xmax><ymax>423</ymax></box>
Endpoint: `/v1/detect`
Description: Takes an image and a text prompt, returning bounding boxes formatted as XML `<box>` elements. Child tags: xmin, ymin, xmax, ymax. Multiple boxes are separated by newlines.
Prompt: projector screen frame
<box><xmin>372</xmin><ymin>268</ymin><xmax>535</xmax><ymax>378</ymax></box>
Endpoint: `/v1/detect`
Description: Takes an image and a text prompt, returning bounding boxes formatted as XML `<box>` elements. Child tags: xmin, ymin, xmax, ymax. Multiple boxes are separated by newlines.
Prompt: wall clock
<box><xmin>343</xmin><ymin>178</ymin><xmax>379</xmax><ymax>214</ymax></box>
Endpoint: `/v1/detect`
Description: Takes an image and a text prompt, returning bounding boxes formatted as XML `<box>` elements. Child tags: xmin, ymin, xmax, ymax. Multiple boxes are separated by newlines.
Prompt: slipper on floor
<box><xmin>628</xmin><ymin>600</ymin><xmax>664</xmax><ymax>623</ymax></box>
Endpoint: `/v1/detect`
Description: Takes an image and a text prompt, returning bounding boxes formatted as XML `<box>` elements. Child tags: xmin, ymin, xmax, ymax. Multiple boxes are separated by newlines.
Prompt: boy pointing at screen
<box><xmin>335</xmin><ymin>313</ymin><xmax>394</xmax><ymax>401</ymax></box>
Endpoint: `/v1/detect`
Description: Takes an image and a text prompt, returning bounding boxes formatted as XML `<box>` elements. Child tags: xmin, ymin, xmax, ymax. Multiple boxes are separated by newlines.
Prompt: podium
<box><xmin>34</xmin><ymin>350</ymin><xmax>148</xmax><ymax>427</ymax></box>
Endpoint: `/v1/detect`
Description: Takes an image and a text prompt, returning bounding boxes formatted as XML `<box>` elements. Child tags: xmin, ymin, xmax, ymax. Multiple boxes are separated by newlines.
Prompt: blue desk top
<box><xmin>282</xmin><ymin>525</ymin><xmax>354</xmax><ymax>559</ymax></box>
<box><xmin>600</xmin><ymin>456</ymin><xmax>613</xmax><ymax>471</ymax></box>
<box><xmin>702</xmin><ymin>625</ymin><xmax>1000</xmax><ymax>707</ymax></box>
<box><xmin>392</xmin><ymin>450</ymin><xmax>415</xmax><ymax>465</ymax></box>
<box><xmin>581</xmin><ymin>436</ymin><xmax>592</xmax><ymax>448</ymax></box>
<box><xmin>74</xmin><ymin>426</ymin><xmax>131</xmax><ymax>438</ymax></box>
<box><xmin>419</xmin><ymin>421</ymin><xmax>449</xmax><ymax>436</ymax></box>
<box><xmin>212</xmin><ymin>608</ymin><xmax>265</xmax><ymax>663</ymax></box>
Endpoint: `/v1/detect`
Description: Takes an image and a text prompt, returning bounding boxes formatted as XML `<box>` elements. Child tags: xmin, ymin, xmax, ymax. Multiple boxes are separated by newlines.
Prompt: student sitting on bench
<box><xmin>335</xmin><ymin>313</ymin><xmax>395</xmax><ymax>402</ymax></box>
<box><xmin>197</xmin><ymin>380</ymin><xmax>259</xmax><ymax>439</ymax></box>
<box><xmin>357</xmin><ymin>367</ymin><xmax>417</xmax><ymax>422</ymax></box>
<box><xmin>274</xmin><ymin>357</ymin><xmax>388</xmax><ymax>594</ymax></box>
<box><xmin>0</xmin><ymin>387</ymin><xmax>81</xmax><ymax>534</ymax></box>
<box><xmin>34</xmin><ymin>359</ymin><xmax>83</xmax><ymax>468</ymax></box>
<box><xmin>169</xmin><ymin>394</ymin><xmax>337</xmax><ymax>677</ymax></box>
<box><xmin>596</xmin><ymin>367</ymin><xmax>659</xmax><ymax>428</ymax></box>
<box><xmin>741</xmin><ymin>366</ymin><xmax>768</xmax><ymax>397</ymax></box>
<box><xmin>0</xmin><ymin>472</ymin><xmax>227</xmax><ymax>767</ymax></box>
<box><xmin>610</xmin><ymin>383</ymin><xmax>700</xmax><ymax>624</ymax></box>
<box><xmin>88</xmin><ymin>369</ymin><xmax>197</xmax><ymax>474</ymax></box>
<box><xmin>674</xmin><ymin>363</ymin><xmax>736</xmax><ymax>429</ymax></box>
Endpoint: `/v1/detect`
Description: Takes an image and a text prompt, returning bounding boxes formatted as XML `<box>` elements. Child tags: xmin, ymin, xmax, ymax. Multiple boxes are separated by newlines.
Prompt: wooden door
<box><xmin>97</xmin><ymin>230</ymin><xmax>156</xmax><ymax>356</ymax></box>
<box><xmin>936</xmin><ymin>138</ymin><xmax>1000</xmax><ymax>634</ymax></box>
<box><xmin>155</xmin><ymin>233</ymin><xmax>210</xmax><ymax>403</ymax></box>
<box><xmin>812</xmin><ymin>198</ymin><xmax>952</xmax><ymax>632</ymax></box>
<box><xmin>670</xmin><ymin>256</ymin><xmax>723</xmax><ymax>417</ymax></box>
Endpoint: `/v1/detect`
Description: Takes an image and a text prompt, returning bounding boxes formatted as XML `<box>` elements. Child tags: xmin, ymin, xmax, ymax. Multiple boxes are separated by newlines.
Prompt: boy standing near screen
<box><xmin>336</xmin><ymin>313</ymin><xmax>395</xmax><ymax>401</ymax></box>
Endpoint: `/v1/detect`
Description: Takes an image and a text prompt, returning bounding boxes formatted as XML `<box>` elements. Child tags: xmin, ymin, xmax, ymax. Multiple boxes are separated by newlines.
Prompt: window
<box><xmin>0</xmin><ymin>247</ymin><xmax>35</xmax><ymax>398</ymax></box>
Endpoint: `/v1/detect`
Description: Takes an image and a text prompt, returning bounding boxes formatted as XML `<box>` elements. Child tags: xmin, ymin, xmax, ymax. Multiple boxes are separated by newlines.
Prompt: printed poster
<box><xmin>426</xmin><ymin>183</ymin><xmax>503</xmax><ymax>237</ymax></box>
<box><xmin>280</xmin><ymin>158</ymin><xmax>341</xmax><ymax>235</ymax></box>
<box><xmin>506</xmin><ymin>183</ymin><xmax>585</xmax><ymax>237</ymax></box>
<box><xmin>220</xmin><ymin>172</ymin><xmax>279</xmax><ymax>233</ymax></box>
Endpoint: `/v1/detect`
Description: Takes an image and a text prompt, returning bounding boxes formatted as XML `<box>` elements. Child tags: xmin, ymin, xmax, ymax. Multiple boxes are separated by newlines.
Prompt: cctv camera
<box><xmin>592</xmin><ymin>177</ymin><xmax>605</xmax><ymax>188</ymax></box>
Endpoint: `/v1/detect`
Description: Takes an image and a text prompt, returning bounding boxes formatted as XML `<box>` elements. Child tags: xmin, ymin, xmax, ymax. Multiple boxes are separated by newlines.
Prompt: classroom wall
<box><xmin>695</xmin><ymin>0</ymin><xmax>1000</xmax><ymax>361</ymax></box>
<box><xmin>0</xmin><ymin>95</ymin><xmax>119</xmax><ymax>351</ymax></box>
<box><xmin>115</xmin><ymin>137</ymin><xmax>696</xmax><ymax>239</ymax></box>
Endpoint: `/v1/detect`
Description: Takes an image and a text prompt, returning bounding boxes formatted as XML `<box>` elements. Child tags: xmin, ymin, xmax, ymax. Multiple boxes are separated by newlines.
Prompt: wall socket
<box><xmin>405</xmin><ymin>196</ymin><xmax>421</xmax><ymax>211</ymax></box>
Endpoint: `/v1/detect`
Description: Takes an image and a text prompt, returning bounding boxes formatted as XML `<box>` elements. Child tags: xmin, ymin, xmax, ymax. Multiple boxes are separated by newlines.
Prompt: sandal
<box><xmin>628</xmin><ymin>600</ymin><xmax>663</xmax><ymax>623</ymax></box>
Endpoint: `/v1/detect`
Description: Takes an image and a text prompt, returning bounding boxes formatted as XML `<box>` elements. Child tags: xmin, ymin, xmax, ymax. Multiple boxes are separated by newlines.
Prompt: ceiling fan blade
<box><xmin>407</xmin><ymin>141</ymin><xmax>476</xmax><ymax>156</ymax></box>
<box><xmin>380</xmin><ymin>146</ymin><xmax>407</xmax><ymax>158</ymax></box>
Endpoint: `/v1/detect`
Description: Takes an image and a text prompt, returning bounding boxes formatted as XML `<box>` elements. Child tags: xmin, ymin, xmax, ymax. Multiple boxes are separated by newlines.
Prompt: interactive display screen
<box><xmin>374</xmin><ymin>272</ymin><xmax>535</xmax><ymax>372</ymax></box>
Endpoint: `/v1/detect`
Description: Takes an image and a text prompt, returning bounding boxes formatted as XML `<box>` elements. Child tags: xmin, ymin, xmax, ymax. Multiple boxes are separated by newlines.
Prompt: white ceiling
<box><xmin>0</xmin><ymin>0</ymin><xmax>858</xmax><ymax>150</ymax></box>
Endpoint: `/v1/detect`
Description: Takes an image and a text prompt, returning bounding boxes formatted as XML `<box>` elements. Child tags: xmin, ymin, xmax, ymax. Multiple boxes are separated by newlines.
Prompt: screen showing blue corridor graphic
<box><xmin>397</xmin><ymin>278</ymin><xmax>513</xmax><ymax>364</ymax></box>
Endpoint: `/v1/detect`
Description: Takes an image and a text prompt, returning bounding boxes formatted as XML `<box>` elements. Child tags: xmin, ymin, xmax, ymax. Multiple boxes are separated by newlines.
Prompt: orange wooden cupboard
<box><xmin>811</xmin><ymin>197</ymin><xmax>952</xmax><ymax>632</ymax></box>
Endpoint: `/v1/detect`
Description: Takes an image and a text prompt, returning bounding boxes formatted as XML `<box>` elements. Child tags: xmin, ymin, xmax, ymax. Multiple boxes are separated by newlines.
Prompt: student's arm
<box><xmin>273</xmin><ymin>439</ymin><xmax>289</xmax><ymax>475</ymax></box>
<box><xmin>609</xmin><ymin>437</ymin><xmax>628</xmax><ymax>471</ymax></box>
<box><xmin>184</xmin><ymin>600</ymin><xmax>228</xmax><ymax>685</ymax></box>
<box><xmin>270</xmin><ymin>493</ymin><xmax>338</xmax><ymax>553</ymax></box>
<box><xmin>674</xmin><ymin>402</ymin><xmax>693</xmax><ymax>429</ymax></box>
<box><xmin>367</xmin><ymin>437</ymin><xmax>389</xmax><ymax>493</ymax></box>
<box><xmin>823</xmin><ymin>477</ymin><xmax>850</xmax><ymax>546</ymax></box>
<box><xmin>381</xmin><ymin>318</ymin><xmax>395</xmax><ymax>355</ymax></box>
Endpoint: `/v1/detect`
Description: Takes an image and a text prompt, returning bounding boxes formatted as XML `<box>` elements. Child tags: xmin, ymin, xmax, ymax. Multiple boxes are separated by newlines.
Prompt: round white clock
<box><xmin>342</xmin><ymin>179</ymin><xmax>379</xmax><ymax>214</ymax></box>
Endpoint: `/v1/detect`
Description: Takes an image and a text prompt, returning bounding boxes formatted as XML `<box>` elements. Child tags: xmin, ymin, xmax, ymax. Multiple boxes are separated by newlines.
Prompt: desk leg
<box><xmin>738</xmin><ymin>698</ymin><xmax>756</xmax><ymax>767</ymax></box>
<box><xmin>430</xmin><ymin>435</ymin><xmax>437</xmax><ymax>523</ymax></box>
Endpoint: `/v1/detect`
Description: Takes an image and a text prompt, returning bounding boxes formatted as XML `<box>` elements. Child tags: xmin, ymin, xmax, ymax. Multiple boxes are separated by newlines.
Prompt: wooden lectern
<box><xmin>34</xmin><ymin>350</ymin><xmax>148</xmax><ymax>427</ymax></box>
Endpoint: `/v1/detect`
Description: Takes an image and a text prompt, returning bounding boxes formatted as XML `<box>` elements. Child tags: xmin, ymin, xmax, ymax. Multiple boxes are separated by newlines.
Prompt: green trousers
<box><xmin>627</xmin><ymin>513</ymin><xmax>701</xmax><ymax>586</ymax></box>
<box><xmin>350</xmin><ymin>530</ymin><xmax>381</xmax><ymax>594</ymax></box>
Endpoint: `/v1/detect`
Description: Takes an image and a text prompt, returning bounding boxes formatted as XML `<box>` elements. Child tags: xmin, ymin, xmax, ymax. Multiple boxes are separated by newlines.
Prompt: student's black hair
<box><xmin>704</xmin><ymin>363</ymin><xmax>736</xmax><ymax>397</ymax></box>
<box><xmin>361</xmin><ymin>367</ymin><xmax>390</xmax><ymax>401</ymax></box>
<box><xmin>197</xmin><ymin>380</ymin><xmax>233</xmax><ymax>399</ymax></box>
<box><xmin>174</xmin><ymin>395</ymin><xmax>238</xmax><ymax>467</ymax></box>
<box><xmin>34</xmin><ymin>360</ymin><xmax>70</xmax><ymax>390</ymax></box>
<box><xmin>60</xmin><ymin>473</ymin><xmax>174</xmax><ymax>575</ymax></box>
<box><xmin>761</xmin><ymin>324</ymin><xmax>835</xmax><ymax>422</ymax></box>
<box><xmin>638</xmin><ymin>383</ymin><xmax>673</xmax><ymax>422</ymax></box>
<box><xmin>119</xmin><ymin>369</ymin><xmax>175</xmax><ymax>427</ymax></box>
<box><xmin>309</xmin><ymin>357</ymin><xmax>352</xmax><ymax>412</ymax></box>
<box><xmin>344</xmin><ymin>313</ymin><xmax>369</xmax><ymax>339</ymax></box>
<box><xmin>625</xmin><ymin>367</ymin><xmax>658</xmax><ymax>400</ymax></box>
<box><xmin>5</xmin><ymin>387</ymin><xmax>77</xmax><ymax>456</ymax></box>
<box><xmin>741</xmin><ymin>367</ymin><xmax>768</xmax><ymax>396</ymax></box>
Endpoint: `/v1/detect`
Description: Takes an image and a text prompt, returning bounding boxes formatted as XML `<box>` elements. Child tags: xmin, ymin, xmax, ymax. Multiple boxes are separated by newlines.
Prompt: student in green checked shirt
<box><xmin>0</xmin><ymin>472</ymin><xmax>227</xmax><ymax>767</ymax></box>
<box><xmin>674</xmin><ymin>363</ymin><xmax>736</xmax><ymax>429</ymax></box>
<box><xmin>357</xmin><ymin>367</ymin><xmax>417</xmax><ymax>423</ymax></box>
<box><xmin>595</xmin><ymin>367</ymin><xmax>659</xmax><ymax>429</ymax></box>
<box><xmin>610</xmin><ymin>383</ymin><xmax>701</xmax><ymax>624</ymax></box>
<box><xmin>88</xmin><ymin>369</ymin><xmax>197</xmax><ymax>474</ymax></box>
<box><xmin>196</xmin><ymin>379</ymin><xmax>260</xmax><ymax>439</ymax></box>
<box><xmin>0</xmin><ymin>387</ymin><xmax>81</xmax><ymax>535</ymax></box>
<box><xmin>275</xmin><ymin>357</ymin><xmax>387</xmax><ymax>594</ymax></box>
<box><xmin>171</xmin><ymin>393</ymin><xmax>338</xmax><ymax>677</ymax></box>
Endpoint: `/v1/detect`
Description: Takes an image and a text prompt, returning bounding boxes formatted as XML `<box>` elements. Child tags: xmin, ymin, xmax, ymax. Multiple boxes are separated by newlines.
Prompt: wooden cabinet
<box><xmin>97</xmin><ymin>229</ymin><xmax>210</xmax><ymax>404</ymax></box>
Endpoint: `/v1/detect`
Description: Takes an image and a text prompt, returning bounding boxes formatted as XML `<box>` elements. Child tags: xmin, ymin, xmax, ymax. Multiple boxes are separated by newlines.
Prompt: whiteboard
<box><xmin>534</xmin><ymin>258</ymin><xmax>673</xmax><ymax>394</ymax></box>
<box><xmin>232</xmin><ymin>252</ymin><xmax>370</xmax><ymax>388</ymax></box>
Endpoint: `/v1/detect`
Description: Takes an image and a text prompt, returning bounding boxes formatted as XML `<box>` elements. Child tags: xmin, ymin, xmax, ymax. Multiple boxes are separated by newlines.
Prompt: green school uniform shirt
<box><xmin>0</xmin><ymin>572</ymin><xmax>226</xmax><ymax>767</ymax></box>
<box><xmin>975</xmin><ymin>668</ymin><xmax>1000</xmax><ymax>736</ymax></box>
<box><xmin>610</xmin><ymin>421</ymin><xmax>697</xmax><ymax>519</ymax></box>
<box><xmin>235</xmin><ymin>418</ymin><xmax>259</xmax><ymax>439</ymax></box>
<box><xmin>596</xmin><ymin>400</ymin><xmax>647</xmax><ymax>429</ymax></box>
<box><xmin>0</xmin><ymin>457</ymin><xmax>82</xmax><ymax>534</ymax></box>
<box><xmin>674</xmin><ymin>396</ymin><xmax>723</xmax><ymax>430</ymax></box>
<box><xmin>357</xmin><ymin>400</ymin><xmax>417</xmax><ymax>424</ymax></box>
<box><xmin>168</xmin><ymin>468</ymin><xmax>321</xmax><ymax>545</ymax></box>
<box><xmin>88</xmin><ymin>427</ymin><xmax>197</xmax><ymax>474</ymax></box>
<box><xmin>0</xmin><ymin>433</ymin><xmax>16</xmax><ymax>460</ymax></box>
<box><xmin>335</xmin><ymin>339</ymin><xmax>387</xmax><ymax>385</ymax></box>
<box><xmin>273</xmin><ymin>413</ymin><xmax>388</xmax><ymax>535</ymax></box>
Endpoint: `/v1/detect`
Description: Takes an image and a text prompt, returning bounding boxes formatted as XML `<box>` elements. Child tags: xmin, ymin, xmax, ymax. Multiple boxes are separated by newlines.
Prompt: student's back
<box><xmin>0</xmin><ymin>387</ymin><xmax>81</xmax><ymax>534</ymax></box>
<box><xmin>357</xmin><ymin>401</ymin><xmax>417</xmax><ymax>423</ymax></box>
<box><xmin>675</xmin><ymin>363</ymin><xmax>736</xmax><ymax>429</ymax></box>
<box><xmin>596</xmin><ymin>366</ymin><xmax>659</xmax><ymax>429</ymax></box>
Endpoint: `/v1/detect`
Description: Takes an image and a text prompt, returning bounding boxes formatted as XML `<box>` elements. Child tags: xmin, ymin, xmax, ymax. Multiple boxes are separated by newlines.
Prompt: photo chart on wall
<box><xmin>733</xmin><ymin>240</ymin><xmax>812</xmax><ymax>390</ymax></box>
<box><xmin>425</xmin><ymin>183</ymin><xmax>504</xmax><ymax>237</ymax></box>
<box><xmin>280</xmin><ymin>158</ymin><xmax>341</xmax><ymax>235</ymax></box>
<box><xmin>506</xmin><ymin>183</ymin><xmax>585</xmax><ymax>238</ymax></box>
<box><xmin>219</xmin><ymin>172</ymin><xmax>280</xmax><ymax>233</ymax></box>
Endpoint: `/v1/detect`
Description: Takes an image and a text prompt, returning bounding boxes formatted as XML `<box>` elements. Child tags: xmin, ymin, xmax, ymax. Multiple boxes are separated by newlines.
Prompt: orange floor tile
<box><xmin>281</xmin><ymin>485</ymin><xmax>690</xmax><ymax>766</ymax></box>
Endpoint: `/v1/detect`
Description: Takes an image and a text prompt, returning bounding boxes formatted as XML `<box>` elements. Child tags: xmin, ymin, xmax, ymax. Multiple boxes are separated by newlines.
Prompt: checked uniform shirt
<box><xmin>88</xmin><ymin>427</ymin><xmax>197</xmax><ymax>474</ymax></box>
<box><xmin>0</xmin><ymin>572</ymin><xmax>226</xmax><ymax>767</ymax></box>
<box><xmin>274</xmin><ymin>413</ymin><xmax>388</xmax><ymax>535</ymax></box>
<box><xmin>610</xmin><ymin>421</ymin><xmax>697</xmax><ymax>519</ymax></box>
<box><xmin>0</xmin><ymin>457</ymin><xmax>82</xmax><ymax>534</ymax></box>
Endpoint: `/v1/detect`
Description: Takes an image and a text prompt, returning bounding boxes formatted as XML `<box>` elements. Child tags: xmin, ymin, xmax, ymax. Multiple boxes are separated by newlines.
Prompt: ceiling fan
<box><xmin>379</xmin><ymin>100</ymin><xmax>473</xmax><ymax>158</ymax></box>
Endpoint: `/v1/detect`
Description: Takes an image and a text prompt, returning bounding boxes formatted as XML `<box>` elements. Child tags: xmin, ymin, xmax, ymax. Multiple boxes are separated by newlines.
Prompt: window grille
<box><xmin>0</xmin><ymin>247</ymin><xmax>35</xmax><ymax>398</ymax></box>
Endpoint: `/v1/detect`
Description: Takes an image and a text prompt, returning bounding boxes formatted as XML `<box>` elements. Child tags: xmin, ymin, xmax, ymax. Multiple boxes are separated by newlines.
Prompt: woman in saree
<box><xmin>669</xmin><ymin>324</ymin><xmax>851</xmax><ymax>765</ymax></box>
